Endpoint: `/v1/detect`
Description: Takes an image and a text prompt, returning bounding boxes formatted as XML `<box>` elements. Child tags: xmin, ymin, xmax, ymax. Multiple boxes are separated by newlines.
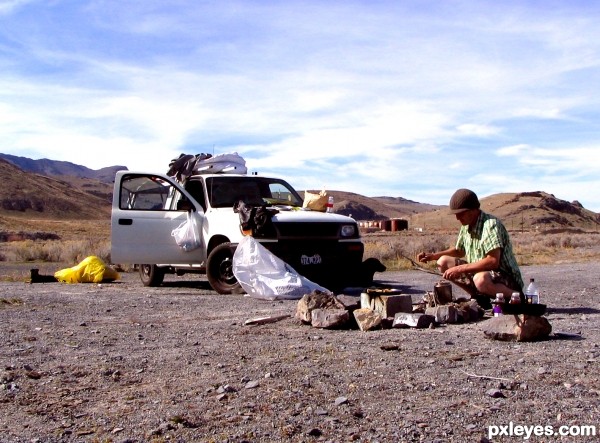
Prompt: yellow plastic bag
<box><xmin>54</xmin><ymin>256</ymin><xmax>120</xmax><ymax>283</ymax></box>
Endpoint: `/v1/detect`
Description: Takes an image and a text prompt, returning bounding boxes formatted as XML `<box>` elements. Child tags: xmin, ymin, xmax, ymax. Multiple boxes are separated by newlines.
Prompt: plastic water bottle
<box><xmin>525</xmin><ymin>278</ymin><xmax>539</xmax><ymax>304</ymax></box>
<box><xmin>492</xmin><ymin>293</ymin><xmax>504</xmax><ymax>317</ymax></box>
<box><xmin>326</xmin><ymin>196</ymin><xmax>334</xmax><ymax>213</ymax></box>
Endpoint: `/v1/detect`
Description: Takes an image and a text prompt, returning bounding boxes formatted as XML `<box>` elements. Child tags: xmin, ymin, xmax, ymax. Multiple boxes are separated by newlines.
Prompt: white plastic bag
<box><xmin>171</xmin><ymin>212</ymin><xmax>201</xmax><ymax>251</ymax></box>
<box><xmin>232</xmin><ymin>236</ymin><xmax>330</xmax><ymax>300</ymax></box>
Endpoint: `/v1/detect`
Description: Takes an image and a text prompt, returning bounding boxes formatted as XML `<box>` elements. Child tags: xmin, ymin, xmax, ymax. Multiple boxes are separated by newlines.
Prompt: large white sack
<box><xmin>232</xmin><ymin>235</ymin><xmax>330</xmax><ymax>300</ymax></box>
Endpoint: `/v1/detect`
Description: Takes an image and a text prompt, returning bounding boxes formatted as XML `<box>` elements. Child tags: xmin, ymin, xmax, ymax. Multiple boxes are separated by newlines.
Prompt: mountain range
<box><xmin>1</xmin><ymin>154</ymin><xmax>598</xmax><ymax>235</ymax></box>
<box><xmin>0</xmin><ymin>153</ymin><xmax>127</xmax><ymax>183</ymax></box>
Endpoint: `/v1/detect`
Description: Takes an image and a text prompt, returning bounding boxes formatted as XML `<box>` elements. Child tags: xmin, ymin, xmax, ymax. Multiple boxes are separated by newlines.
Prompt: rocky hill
<box><xmin>1</xmin><ymin>155</ymin><xmax>599</xmax><ymax>236</ymax></box>
<box><xmin>0</xmin><ymin>153</ymin><xmax>126</xmax><ymax>183</ymax></box>
<box><xmin>409</xmin><ymin>191</ymin><xmax>600</xmax><ymax>233</ymax></box>
<box><xmin>0</xmin><ymin>158</ymin><xmax>112</xmax><ymax>220</ymax></box>
<box><xmin>315</xmin><ymin>190</ymin><xmax>441</xmax><ymax>220</ymax></box>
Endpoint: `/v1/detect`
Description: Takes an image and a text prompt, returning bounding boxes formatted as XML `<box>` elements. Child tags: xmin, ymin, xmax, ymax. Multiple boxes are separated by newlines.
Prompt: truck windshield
<box><xmin>205</xmin><ymin>176</ymin><xmax>303</xmax><ymax>208</ymax></box>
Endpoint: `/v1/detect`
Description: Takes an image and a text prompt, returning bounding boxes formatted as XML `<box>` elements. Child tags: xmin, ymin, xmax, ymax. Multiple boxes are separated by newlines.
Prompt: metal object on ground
<box><xmin>434</xmin><ymin>280</ymin><xmax>453</xmax><ymax>304</ymax></box>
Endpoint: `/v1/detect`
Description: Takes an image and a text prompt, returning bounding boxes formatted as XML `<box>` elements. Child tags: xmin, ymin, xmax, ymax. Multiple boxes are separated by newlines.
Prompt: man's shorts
<box><xmin>454</xmin><ymin>259</ymin><xmax>521</xmax><ymax>293</ymax></box>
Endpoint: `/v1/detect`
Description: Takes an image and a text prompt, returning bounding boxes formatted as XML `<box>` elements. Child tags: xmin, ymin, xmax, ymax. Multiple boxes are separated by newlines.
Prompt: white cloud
<box><xmin>497</xmin><ymin>144</ymin><xmax>529</xmax><ymax>156</ymax></box>
<box><xmin>2</xmin><ymin>1</ymin><xmax>600</xmax><ymax>210</ymax></box>
<box><xmin>456</xmin><ymin>124</ymin><xmax>499</xmax><ymax>136</ymax></box>
<box><xmin>0</xmin><ymin>0</ymin><xmax>35</xmax><ymax>15</ymax></box>
<box><xmin>513</xmin><ymin>108</ymin><xmax>563</xmax><ymax>119</ymax></box>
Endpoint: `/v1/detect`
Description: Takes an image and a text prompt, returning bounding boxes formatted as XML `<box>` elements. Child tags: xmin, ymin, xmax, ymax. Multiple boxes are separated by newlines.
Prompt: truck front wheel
<box><xmin>206</xmin><ymin>242</ymin><xmax>242</xmax><ymax>294</ymax></box>
<box><xmin>139</xmin><ymin>264</ymin><xmax>165</xmax><ymax>287</ymax></box>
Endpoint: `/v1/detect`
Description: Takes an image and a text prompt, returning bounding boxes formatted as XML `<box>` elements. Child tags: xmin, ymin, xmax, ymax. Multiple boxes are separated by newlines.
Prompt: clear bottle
<box><xmin>510</xmin><ymin>292</ymin><xmax>521</xmax><ymax>304</ymax></box>
<box><xmin>492</xmin><ymin>293</ymin><xmax>504</xmax><ymax>317</ymax></box>
<box><xmin>525</xmin><ymin>278</ymin><xmax>539</xmax><ymax>304</ymax></box>
<box><xmin>326</xmin><ymin>195</ymin><xmax>334</xmax><ymax>213</ymax></box>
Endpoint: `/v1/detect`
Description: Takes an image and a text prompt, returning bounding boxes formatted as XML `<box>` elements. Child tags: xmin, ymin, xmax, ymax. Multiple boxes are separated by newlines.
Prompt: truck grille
<box><xmin>274</xmin><ymin>222</ymin><xmax>341</xmax><ymax>239</ymax></box>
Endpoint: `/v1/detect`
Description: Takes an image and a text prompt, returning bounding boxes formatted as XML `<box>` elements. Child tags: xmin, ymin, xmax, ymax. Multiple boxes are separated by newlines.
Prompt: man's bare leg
<box><xmin>436</xmin><ymin>256</ymin><xmax>479</xmax><ymax>297</ymax></box>
<box><xmin>473</xmin><ymin>272</ymin><xmax>514</xmax><ymax>299</ymax></box>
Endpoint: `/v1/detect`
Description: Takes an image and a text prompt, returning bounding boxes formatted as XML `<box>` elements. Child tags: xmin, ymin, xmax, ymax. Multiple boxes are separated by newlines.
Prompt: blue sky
<box><xmin>2</xmin><ymin>1</ymin><xmax>600</xmax><ymax>211</ymax></box>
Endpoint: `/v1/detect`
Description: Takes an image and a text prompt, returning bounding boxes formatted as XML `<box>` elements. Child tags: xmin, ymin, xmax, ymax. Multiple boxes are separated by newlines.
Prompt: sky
<box><xmin>2</xmin><ymin>1</ymin><xmax>600</xmax><ymax>211</ymax></box>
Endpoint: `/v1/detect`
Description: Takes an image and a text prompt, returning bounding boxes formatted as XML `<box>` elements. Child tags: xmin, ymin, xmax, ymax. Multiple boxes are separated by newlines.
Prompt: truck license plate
<box><xmin>301</xmin><ymin>254</ymin><xmax>322</xmax><ymax>265</ymax></box>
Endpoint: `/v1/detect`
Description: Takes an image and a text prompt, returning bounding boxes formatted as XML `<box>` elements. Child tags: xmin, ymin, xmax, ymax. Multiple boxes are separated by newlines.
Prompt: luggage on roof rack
<box><xmin>168</xmin><ymin>152</ymin><xmax>247</xmax><ymax>181</ymax></box>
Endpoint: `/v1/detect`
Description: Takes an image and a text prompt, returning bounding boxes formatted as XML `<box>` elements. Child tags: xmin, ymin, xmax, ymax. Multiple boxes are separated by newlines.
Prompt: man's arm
<box><xmin>418</xmin><ymin>247</ymin><xmax>464</xmax><ymax>263</ymax></box>
<box><xmin>442</xmin><ymin>248</ymin><xmax>501</xmax><ymax>280</ymax></box>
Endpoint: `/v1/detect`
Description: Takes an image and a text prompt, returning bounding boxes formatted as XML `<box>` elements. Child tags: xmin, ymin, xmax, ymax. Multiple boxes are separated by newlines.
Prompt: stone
<box><xmin>336</xmin><ymin>294</ymin><xmax>361</xmax><ymax>311</ymax></box>
<box><xmin>296</xmin><ymin>291</ymin><xmax>346</xmax><ymax>324</ymax></box>
<box><xmin>334</xmin><ymin>396</ymin><xmax>348</xmax><ymax>406</ymax></box>
<box><xmin>457</xmin><ymin>300</ymin><xmax>485</xmax><ymax>322</ymax></box>
<box><xmin>482</xmin><ymin>315</ymin><xmax>552</xmax><ymax>342</ymax></box>
<box><xmin>486</xmin><ymin>388</ymin><xmax>506</xmax><ymax>398</ymax></box>
<box><xmin>353</xmin><ymin>308</ymin><xmax>382</xmax><ymax>331</ymax></box>
<box><xmin>425</xmin><ymin>305</ymin><xmax>459</xmax><ymax>324</ymax></box>
<box><xmin>393</xmin><ymin>313</ymin><xmax>435</xmax><ymax>329</ymax></box>
<box><xmin>310</xmin><ymin>308</ymin><xmax>350</xmax><ymax>329</ymax></box>
<box><xmin>360</xmin><ymin>292</ymin><xmax>412</xmax><ymax>317</ymax></box>
<box><xmin>518</xmin><ymin>316</ymin><xmax>553</xmax><ymax>342</ymax></box>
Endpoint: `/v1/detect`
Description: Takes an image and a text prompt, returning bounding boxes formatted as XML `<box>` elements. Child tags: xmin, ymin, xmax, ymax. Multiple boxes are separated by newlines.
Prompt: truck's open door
<box><xmin>110</xmin><ymin>172</ymin><xmax>206</xmax><ymax>265</ymax></box>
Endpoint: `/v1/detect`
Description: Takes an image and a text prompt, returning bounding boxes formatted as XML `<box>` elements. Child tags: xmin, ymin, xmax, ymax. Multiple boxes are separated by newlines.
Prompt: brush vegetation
<box><xmin>364</xmin><ymin>229</ymin><xmax>600</xmax><ymax>271</ymax></box>
<box><xmin>2</xmin><ymin>228</ymin><xmax>599</xmax><ymax>273</ymax></box>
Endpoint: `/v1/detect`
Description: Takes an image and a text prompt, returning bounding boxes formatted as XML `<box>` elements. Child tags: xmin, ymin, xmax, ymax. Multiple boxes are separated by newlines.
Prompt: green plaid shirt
<box><xmin>456</xmin><ymin>211</ymin><xmax>524</xmax><ymax>289</ymax></box>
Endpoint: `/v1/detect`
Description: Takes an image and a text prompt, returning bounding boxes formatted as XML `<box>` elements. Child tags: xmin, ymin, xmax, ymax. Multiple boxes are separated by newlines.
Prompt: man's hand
<box><xmin>417</xmin><ymin>252</ymin><xmax>432</xmax><ymax>263</ymax></box>
<box><xmin>443</xmin><ymin>265</ymin><xmax>464</xmax><ymax>281</ymax></box>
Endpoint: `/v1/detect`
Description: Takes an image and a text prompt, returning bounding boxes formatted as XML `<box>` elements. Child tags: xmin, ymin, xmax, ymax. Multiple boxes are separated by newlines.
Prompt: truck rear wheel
<box><xmin>139</xmin><ymin>264</ymin><xmax>165</xmax><ymax>287</ymax></box>
<box><xmin>206</xmin><ymin>242</ymin><xmax>241</xmax><ymax>294</ymax></box>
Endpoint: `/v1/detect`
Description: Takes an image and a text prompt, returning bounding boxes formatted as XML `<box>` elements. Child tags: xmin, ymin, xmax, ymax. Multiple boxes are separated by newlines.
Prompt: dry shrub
<box><xmin>5</xmin><ymin>239</ymin><xmax>111</xmax><ymax>264</ymax></box>
<box><xmin>510</xmin><ymin>231</ymin><xmax>597</xmax><ymax>264</ymax></box>
<box><xmin>363</xmin><ymin>232</ymin><xmax>454</xmax><ymax>270</ymax></box>
<box><xmin>12</xmin><ymin>241</ymin><xmax>62</xmax><ymax>262</ymax></box>
<box><xmin>364</xmin><ymin>230</ymin><xmax>600</xmax><ymax>270</ymax></box>
<box><xmin>59</xmin><ymin>239</ymin><xmax>111</xmax><ymax>263</ymax></box>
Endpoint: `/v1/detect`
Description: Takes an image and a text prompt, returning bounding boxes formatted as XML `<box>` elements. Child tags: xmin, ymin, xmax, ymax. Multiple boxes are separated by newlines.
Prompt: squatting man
<box><xmin>417</xmin><ymin>188</ymin><xmax>524</xmax><ymax>304</ymax></box>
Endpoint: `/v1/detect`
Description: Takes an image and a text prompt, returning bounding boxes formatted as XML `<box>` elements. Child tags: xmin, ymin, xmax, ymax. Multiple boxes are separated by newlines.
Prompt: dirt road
<box><xmin>1</xmin><ymin>263</ymin><xmax>599</xmax><ymax>442</ymax></box>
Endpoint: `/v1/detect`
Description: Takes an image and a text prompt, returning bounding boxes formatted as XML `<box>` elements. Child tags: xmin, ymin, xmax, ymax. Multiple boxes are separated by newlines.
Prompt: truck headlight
<box><xmin>340</xmin><ymin>224</ymin><xmax>357</xmax><ymax>237</ymax></box>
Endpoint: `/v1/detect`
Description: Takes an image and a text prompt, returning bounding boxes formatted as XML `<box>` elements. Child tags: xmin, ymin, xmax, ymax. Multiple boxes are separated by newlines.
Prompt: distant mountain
<box><xmin>409</xmin><ymin>191</ymin><xmax>600</xmax><ymax>232</ymax></box>
<box><xmin>0</xmin><ymin>153</ymin><xmax>127</xmax><ymax>183</ymax></box>
<box><xmin>0</xmin><ymin>158</ymin><xmax>112</xmax><ymax>220</ymax></box>
<box><xmin>1</xmin><ymin>154</ymin><xmax>598</xmax><ymax>234</ymax></box>
<box><xmin>319</xmin><ymin>190</ymin><xmax>440</xmax><ymax>220</ymax></box>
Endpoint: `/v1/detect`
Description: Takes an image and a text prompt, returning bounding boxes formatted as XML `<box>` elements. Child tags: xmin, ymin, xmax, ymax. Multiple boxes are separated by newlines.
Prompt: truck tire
<box><xmin>139</xmin><ymin>264</ymin><xmax>165</xmax><ymax>287</ymax></box>
<box><xmin>206</xmin><ymin>242</ymin><xmax>241</xmax><ymax>294</ymax></box>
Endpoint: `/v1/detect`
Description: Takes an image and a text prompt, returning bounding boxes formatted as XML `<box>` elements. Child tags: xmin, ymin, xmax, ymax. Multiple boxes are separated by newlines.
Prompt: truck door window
<box><xmin>119</xmin><ymin>175</ymin><xmax>173</xmax><ymax>210</ymax></box>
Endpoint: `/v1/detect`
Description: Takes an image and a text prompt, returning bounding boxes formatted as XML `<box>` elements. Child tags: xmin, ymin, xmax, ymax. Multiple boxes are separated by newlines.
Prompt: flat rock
<box><xmin>425</xmin><ymin>305</ymin><xmax>459</xmax><ymax>324</ymax></box>
<box><xmin>482</xmin><ymin>315</ymin><xmax>552</xmax><ymax>342</ymax></box>
<box><xmin>311</xmin><ymin>308</ymin><xmax>350</xmax><ymax>329</ymax></box>
<box><xmin>393</xmin><ymin>313</ymin><xmax>435</xmax><ymax>329</ymax></box>
<box><xmin>353</xmin><ymin>308</ymin><xmax>382</xmax><ymax>331</ymax></box>
<box><xmin>296</xmin><ymin>291</ymin><xmax>346</xmax><ymax>324</ymax></box>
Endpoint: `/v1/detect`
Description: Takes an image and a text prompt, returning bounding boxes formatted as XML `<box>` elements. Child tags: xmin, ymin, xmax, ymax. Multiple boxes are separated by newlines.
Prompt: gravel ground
<box><xmin>0</xmin><ymin>262</ymin><xmax>599</xmax><ymax>443</ymax></box>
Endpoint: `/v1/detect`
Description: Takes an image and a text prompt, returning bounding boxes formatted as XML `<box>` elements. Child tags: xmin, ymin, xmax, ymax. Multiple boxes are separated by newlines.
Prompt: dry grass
<box><xmin>1</xmin><ymin>227</ymin><xmax>599</xmax><ymax>274</ymax></box>
<box><xmin>0</xmin><ymin>238</ymin><xmax>111</xmax><ymax>265</ymax></box>
<box><xmin>363</xmin><ymin>229</ymin><xmax>600</xmax><ymax>270</ymax></box>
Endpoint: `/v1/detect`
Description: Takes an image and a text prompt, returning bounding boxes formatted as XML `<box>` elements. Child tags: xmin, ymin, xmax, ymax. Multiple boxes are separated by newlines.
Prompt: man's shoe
<box><xmin>472</xmin><ymin>293</ymin><xmax>492</xmax><ymax>310</ymax></box>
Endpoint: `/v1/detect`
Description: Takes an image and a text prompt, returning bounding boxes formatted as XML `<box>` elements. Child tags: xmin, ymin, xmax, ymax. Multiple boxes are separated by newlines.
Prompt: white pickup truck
<box><xmin>110</xmin><ymin>170</ymin><xmax>364</xmax><ymax>293</ymax></box>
